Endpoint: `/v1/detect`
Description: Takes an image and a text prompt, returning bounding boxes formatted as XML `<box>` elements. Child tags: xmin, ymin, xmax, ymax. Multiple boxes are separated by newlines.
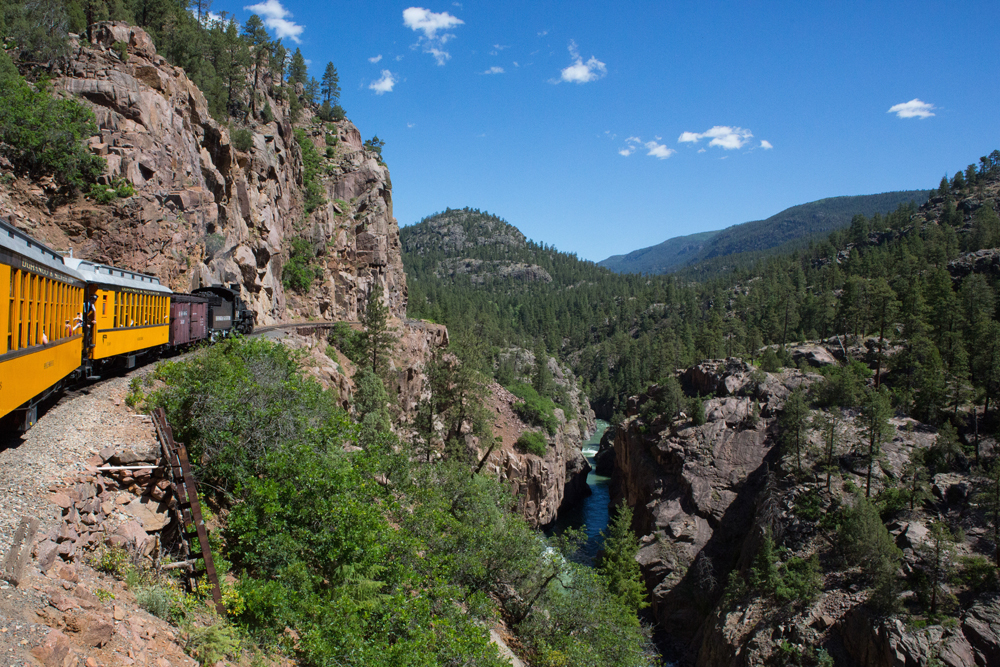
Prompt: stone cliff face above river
<box><xmin>0</xmin><ymin>22</ymin><xmax>405</xmax><ymax>325</ymax></box>
<box><xmin>612</xmin><ymin>358</ymin><xmax>1000</xmax><ymax>666</ymax></box>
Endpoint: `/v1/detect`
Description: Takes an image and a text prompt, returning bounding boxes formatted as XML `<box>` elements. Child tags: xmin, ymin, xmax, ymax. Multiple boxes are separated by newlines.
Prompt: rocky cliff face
<box><xmin>478</xmin><ymin>382</ymin><xmax>593</xmax><ymax>528</ymax></box>
<box><xmin>611</xmin><ymin>359</ymin><xmax>812</xmax><ymax>654</ymax></box>
<box><xmin>0</xmin><ymin>22</ymin><xmax>405</xmax><ymax>324</ymax></box>
<box><xmin>613</xmin><ymin>358</ymin><xmax>1000</xmax><ymax>666</ymax></box>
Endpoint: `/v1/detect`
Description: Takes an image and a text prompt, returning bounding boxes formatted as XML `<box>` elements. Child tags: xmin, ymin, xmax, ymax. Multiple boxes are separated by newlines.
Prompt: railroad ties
<box><xmin>150</xmin><ymin>407</ymin><xmax>226</xmax><ymax>616</ymax></box>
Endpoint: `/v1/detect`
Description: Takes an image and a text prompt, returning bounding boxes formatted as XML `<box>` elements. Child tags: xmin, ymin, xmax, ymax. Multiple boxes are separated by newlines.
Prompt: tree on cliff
<box><xmin>860</xmin><ymin>387</ymin><xmax>893</xmax><ymax>498</ymax></box>
<box><xmin>597</xmin><ymin>505</ymin><xmax>648</xmax><ymax>611</ymax></box>
<box><xmin>322</xmin><ymin>62</ymin><xmax>340</xmax><ymax>103</ymax></box>
<box><xmin>780</xmin><ymin>387</ymin><xmax>810</xmax><ymax>474</ymax></box>
<box><xmin>359</xmin><ymin>285</ymin><xmax>395</xmax><ymax>376</ymax></box>
<box><xmin>0</xmin><ymin>49</ymin><xmax>105</xmax><ymax>191</ymax></box>
<box><xmin>243</xmin><ymin>14</ymin><xmax>271</xmax><ymax>116</ymax></box>
<box><xmin>287</xmin><ymin>47</ymin><xmax>307</xmax><ymax>86</ymax></box>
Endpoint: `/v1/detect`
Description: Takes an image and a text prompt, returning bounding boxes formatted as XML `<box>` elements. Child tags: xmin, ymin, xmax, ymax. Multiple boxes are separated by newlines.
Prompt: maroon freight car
<box><xmin>169</xmin><ymin>294</ymin><xmax>210</xmax><ymax>346</ymax></box>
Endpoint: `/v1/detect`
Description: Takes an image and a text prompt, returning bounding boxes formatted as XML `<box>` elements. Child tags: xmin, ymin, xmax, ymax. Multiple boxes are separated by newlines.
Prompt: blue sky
<box><xmin>218</xmin><ymin>1</ymin><xmax>1000</xmax><ymax>262</ymax></box>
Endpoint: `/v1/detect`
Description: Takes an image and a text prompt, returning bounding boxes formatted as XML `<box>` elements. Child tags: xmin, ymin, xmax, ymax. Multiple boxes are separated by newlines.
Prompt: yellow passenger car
<box><xmin>0</xmin><ymin>220</ymin><xmax>86</xmax><ymax>429</ymax></box>
<box><xmin>64</xmin><ymin>258</ymin><xmax>172</xmax><ymax>366</ymax></box>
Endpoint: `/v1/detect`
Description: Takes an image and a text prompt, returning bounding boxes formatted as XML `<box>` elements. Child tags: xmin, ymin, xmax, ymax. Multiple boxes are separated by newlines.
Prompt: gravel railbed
<box><xmin>0</xmin><ymin>364</ymin><xmax>159</xmax><ymax>667</ymax></box>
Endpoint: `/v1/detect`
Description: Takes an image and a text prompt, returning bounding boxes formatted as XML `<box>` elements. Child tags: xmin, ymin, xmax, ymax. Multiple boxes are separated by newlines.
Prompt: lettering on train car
<box><xmin>216</xmin><ymin>316</ymin><xmax>231</xmax><ymax>322</ymax></box>
<box><xmin>43</xmin><ymin>360</ymin><xmax>54</xmax><ymax>369</ymax></box>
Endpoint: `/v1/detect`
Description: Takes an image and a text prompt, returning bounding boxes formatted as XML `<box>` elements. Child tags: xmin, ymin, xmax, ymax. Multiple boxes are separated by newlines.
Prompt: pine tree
<box><xmin>597</xmin><ymin>505</ymin><xmax>648</xmax><ymax>611</ymax></box>
<box><xmin>359</xmin><ymin>286</ymin><xmax>395</xmax><ymax>376</ymax></box>
<box><xmin>287</xmin><ymin>48</ymin><xmax>307</xmax><ymax>86</ymax></box>
<box><xmin>242</xmin><ymin>14</ymin><xmax>271</xmax><ymax>116</ymax></box>
<box><xmin>781</xmin><ymin>388</ymin><xmax>810</xmax><ymax>474</ymax></box>
<box><xmin>321</xmin><ymin>61</ymin><xmax>340</xmax><ymax>103</ymax></box>
<box><xmin>860</xmin><ymin>387</ymin><xmax>893</xmax><ymax>498</ymax></box>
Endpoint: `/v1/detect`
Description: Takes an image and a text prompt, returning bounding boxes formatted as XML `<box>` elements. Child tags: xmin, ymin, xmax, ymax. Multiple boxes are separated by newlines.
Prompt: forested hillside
<box><xmin>599</xmin><ymin>190</ymin><xmax>930</xmax><ymax>276</ymax></box>
<box><xmin>404</xmin><ymin>153</ymin><xmax>999</xmax><ymax>420</ymax></box>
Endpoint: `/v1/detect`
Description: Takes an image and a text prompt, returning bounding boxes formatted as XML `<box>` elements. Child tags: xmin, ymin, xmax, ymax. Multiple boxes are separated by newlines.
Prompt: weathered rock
<box><xmin>65</xmin><ymin>611</ymin><xmax>114</xmax><ymax>647</ymax></box>
<box><xmin>123</xmin><ymin>496</ymin><xmax>171</xmax><ymax>531</ymax></box>
<box><xmin>30</xmin><ymin>629</ymin><xmax>77</xmax><ymax>667</ymax></box>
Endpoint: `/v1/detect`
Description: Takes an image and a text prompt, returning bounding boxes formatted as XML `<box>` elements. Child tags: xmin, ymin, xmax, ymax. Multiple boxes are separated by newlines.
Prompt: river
<box><xmin>545</xmin><ymin>419</ymin><xmax>611</xmax><ymax>565</ymax></box>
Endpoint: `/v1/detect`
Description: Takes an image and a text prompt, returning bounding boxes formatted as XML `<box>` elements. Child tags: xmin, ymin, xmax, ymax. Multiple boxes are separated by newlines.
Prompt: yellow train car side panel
<box><xmin>0</xmin><ymin>265</ymin><xmax>9</xmax><ymax>355</ymax></box>
<box><xmin>92</xmin><ymin>324</ymin><xmax>169</xmax><ymax>359</ymax></box>
<box><xmin>0</xmin><ymin>336</ymin><xmax>83</xmax><ymax>419</ymax></box>
<box><xmin>89</xmin><ymin>288</ymin><xmax>169</xmax><ymax>360</ymax></box>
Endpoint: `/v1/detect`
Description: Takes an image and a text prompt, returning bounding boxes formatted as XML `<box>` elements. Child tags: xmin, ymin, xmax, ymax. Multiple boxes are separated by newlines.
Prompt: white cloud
<box><xmin>760</xmin><ymin>140</ymin><xmax>773</xmax><ymax>150</ymax></box>
<box><xmin>244</xmin><ymin>0</ymin><xmax>304</xmax><ymax>43</ymax></box>
<box><xmin>369</xmin><ymin>54</ymin><xmax>383</xmax><ymax>63</ymax></box>
<box><xmin>556</xmin><ymin>40</ymin><xmax>606</xmax><ymax>84</ymax></box>
<box><xmin>618</xmin><ymin>148</ymin><xmax>634</xmax><ymax>156</ymax></box>
<box><xmin>887</xmin><ymin>98</ymin><xmax>935</xmax><ymax>119</ymax></box>
<box><xmin>396</xmin><ymin>55</ymin><xmax>404</xmax><ymax>61</ymax></box>
<box><xmin>697</xmin><ymin>148</ymin><xmax>706</xmax><ymax>153</ymax></box>
<box><xmin>645</xmin><ymin>141</ymin><xmax>675</xmax><ymax>159</ymax></box>
<box><xmin>403</xmin><ymin>7</ymin><xmax>463</xmax><ymax>65</ymax></box>
<box><xmin>403</xmin><ymin>7</ymin><xmax>463</xmax><ymax>38</ymax></box>
<box><xmin>369</xmin><ymin>70</ymin><xmax>396</xmax><ymax>95</ymax></box>
<box><xmin>618</xmin><ymin>136</ymin><xmax>642</xmax><ymax>157</ymax></box>
<box><xmin>483</xmin><ymin>66</ymin><xmax>504</xmax><ymax>74</ymax></box>
<box><xmin>678</xmin><ymin>126</ymin><xmax>753</xmax><ymax>149</ymax></box>
<box><xmin>537</xmin><ymin>30</ymin><xmax>548</xmax><ymax>37</ymax></box>
<box><xmin>407</xmin><ymin>122</ymin><xmax>416</xmax><ymax>128</ymax></box>
<box><xmin>513</xmin><ymin>61</ymin><xmax>519</xmax><ymax>67</ymax></box>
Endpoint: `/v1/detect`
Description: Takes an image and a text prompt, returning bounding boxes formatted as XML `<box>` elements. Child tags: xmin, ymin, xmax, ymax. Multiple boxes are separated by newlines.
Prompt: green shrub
<box><xmin>136</xmin><ymin>585</ymin><xmax>179</xmax><ymax>620</ymax></box>
<box><xmin>507</xmin><ymin>382</ymin><xmax>559</xmax><ymax>435</ymax></box>
<box><xmin>185</xmin><ymin>623</ymin><xmax>241</xmax><ymax>666</ymax></box>
<box><xmin>516</xmin><ymin>430</ymin><xmax>547</xmax><ymax>457</ymax></box>
<box><xmin>293</xmin><ymin>128</ymin><xmax>325</xmax><ymax>214</ymax></box>
<box><xmin>111</xmin><ymin>41</ymin><xmax>128</xmax><ymax>62</ymax></box>
<box><xmin>204</xmin><ymin>233</ymin><xmax>225</xmax><ymax>259</ymax></box>
<box><xmin>325</xmin><ymin>133</ymin><xmax>338</xmax><ymax>146</ymax></box>
<box><xmin>261</xmin><ymin>101</ymin><xmax>274</xmax><ymax>124</ymax></box>
<box><xmin>325</xmin><ymin>146</ymin><xmax>335</xmax><ymax>159</ymax></box>
<box><xmin>793</xmin><ymin>489</ymin><xmax>822</xmax><ymax>521</ymax></box>
<box><xmin>0</xmin><ymin>49</ymin><xmax>105</xmax><ymax>191</ymax></box>
<box><xmin>775</xmin><ymin>555</ymin><xmax>822</xmax><ymax>604</ymax></box>
<box><xmin>690</xmin><ymin>395</ymin><xmax>706</xmax><ymax>425</ymax></box>
<box><xmin>148</xmin><ymin>337</ymin><xmax>343</xmax><ymax>493</ymax></box>
<box><xmin>87</xmin><ymin>178</ymin><xmax>134</xmax><ymax>204</ymax></box>
<box><xmin>327</xmin><ymin>321</ymin><xmax>364</xmax><ymax>365</ymax></box>
<box><xmin>231</xmin><ymin>128</ymin><xmax>253</xmax><ymax>152</ymax></box>
<box><xmin>281</xmin><ymin>237</ymin><xmax>321</xmax><ymax>293</ymax></box>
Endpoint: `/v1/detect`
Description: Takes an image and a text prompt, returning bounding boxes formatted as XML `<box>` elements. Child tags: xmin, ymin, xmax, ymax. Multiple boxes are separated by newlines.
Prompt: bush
<box><xmin>775</xmin><ymin>556</ymin><xmax>822</xmax><ymax>604</ymax></box>
<box><xmin>282</xmin><ymin>237</ymin><xmax>321</xmax><ymax>293</ymax></box>
<box><xmin>330</xmin><ymin>104</ymin><xmax>346</xmax><ymax>121</ymax></box>
<box><xmin>327</xmin><ymin>321</ymin><xmax>364</xmax><ymax>365</ymax></box>
<box><xmin>87</xmin><ymin>178</ymin><xmax>134</xmax><ymax>204</ymax></box>
<box><xmin>508</xmin><ymin>382</ymin><xmax>559</xmax><ymax>435</ymax></box>
<box><xmin>325</xmin><ymin>133</ymin><xmax>338</xmax><ymax>146</ymax></box>
<box><xmin>111</xmin><ymin>41</ymin><xmax>128</xmax><ymax>62</ymax></box>
<box><xmin>325</xmin><ymin>146</ymin><xmax>335</xmax><ymax>159</ymax></box>
<box><xmin>185</xmin><ymin>623</ymin><xmax>241</xmax><ymax>666</ymax></box>
<box><xmin>516</xmin><ymin>430</ymin><xmax>547</xmax><ymax>457</ymax></box>
<box><xmin>204</xmin><ymin>233</ymin><xmax>225</xmax><ymax>259</ymax></box>
<box><xmin>690</xmin><ymin>395</ymin><xmax>706</xmax><ymax>426</ymax></box>
<box><xmin>231</xmin><ymin>128</ymin><xmax>253</xmax><ymax>152</ymax></box>
<box><xmin>816</xmin><ymin>360</ymin><xmax>871</xmax><ymax>407</ymax></box>
<box><xmin>293</xmin><ymin>128</ymin><xmax>326</xmax><ymax>214</ymax></box>
<box><xmin>0</xmin><ymin>49</ymin><xmax>105</xmax><ymax>191</ymax></box>
<box><xmin>136</xmin><ymin>584</ymin><xmax>179</xmax><ymax>620</ymax></box>
<box><xmin>149</xmin><ymin>337</ymin><xmax>343</xmax><ymax>494</ymax></box>
<box><xmin>261</xmin><ymin>101</ymin><xmax>274</xmax><ymax>124</ymax></box>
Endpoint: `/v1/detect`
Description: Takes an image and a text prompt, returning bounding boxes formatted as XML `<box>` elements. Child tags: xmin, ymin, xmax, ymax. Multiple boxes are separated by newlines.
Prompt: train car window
<box><xmin>7</xmin><ymin>269</ymin><xmax>14</xmax><ymax>352</ymax></box>
<box><xmin>101</xmin><ymin>293</ymin><xmax>106</xmax><ymax>316</ymax></box>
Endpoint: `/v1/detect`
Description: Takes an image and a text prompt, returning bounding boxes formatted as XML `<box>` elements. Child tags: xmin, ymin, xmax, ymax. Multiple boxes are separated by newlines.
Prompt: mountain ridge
<box><xmin>599</xmin><ymin>189</ymin><xmax>931</xmax><ymax>275</ymax></box>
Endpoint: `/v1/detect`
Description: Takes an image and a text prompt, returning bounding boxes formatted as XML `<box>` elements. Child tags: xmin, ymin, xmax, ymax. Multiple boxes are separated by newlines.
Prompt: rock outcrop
<box><xmin>479</xmin><ymin>383</ymin><xmax>592</xmax><ymax>527</ymax></box>
<box><xmin>0</xmin><ymin>22</ymin><xmax>405</xmax><ymax>325</ymax></box>
<box><xmin>610</xmin><ymin>360</ymin><xmax>818</xmax><ymax>656</ymax></box>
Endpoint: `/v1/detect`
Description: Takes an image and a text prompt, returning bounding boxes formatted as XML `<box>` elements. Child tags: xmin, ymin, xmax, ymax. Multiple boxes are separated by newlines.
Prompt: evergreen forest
<box><xmin>403</xmin><ymin>151</ymin><xmax>1000</xmax><ymax>425</ymax></box>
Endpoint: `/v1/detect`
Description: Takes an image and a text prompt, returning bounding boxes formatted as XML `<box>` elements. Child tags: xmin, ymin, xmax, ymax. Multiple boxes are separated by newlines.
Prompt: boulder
<box><xmin>123</xmin><ymin>495</ymin><xmax>171</xmax><ymax>532</ymax></box>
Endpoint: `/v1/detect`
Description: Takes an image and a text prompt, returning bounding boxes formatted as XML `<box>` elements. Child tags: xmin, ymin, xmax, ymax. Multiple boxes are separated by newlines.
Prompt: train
<box><xmin>0</xmin><ymin>217</ymin><xmax>255</xmax><ymax>431</ymax></box>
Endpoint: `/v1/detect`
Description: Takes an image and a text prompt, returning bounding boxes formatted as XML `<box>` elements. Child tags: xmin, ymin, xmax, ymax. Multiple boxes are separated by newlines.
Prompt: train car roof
<box><xmin>63</xmin><ymin>257</ymin><xmax>173</xmax><ymax>294</ymax></box>
<box><xmin>0</xmin><ymin>217</ymin><xmax>84</xmax><ymax>283</ymax></box>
